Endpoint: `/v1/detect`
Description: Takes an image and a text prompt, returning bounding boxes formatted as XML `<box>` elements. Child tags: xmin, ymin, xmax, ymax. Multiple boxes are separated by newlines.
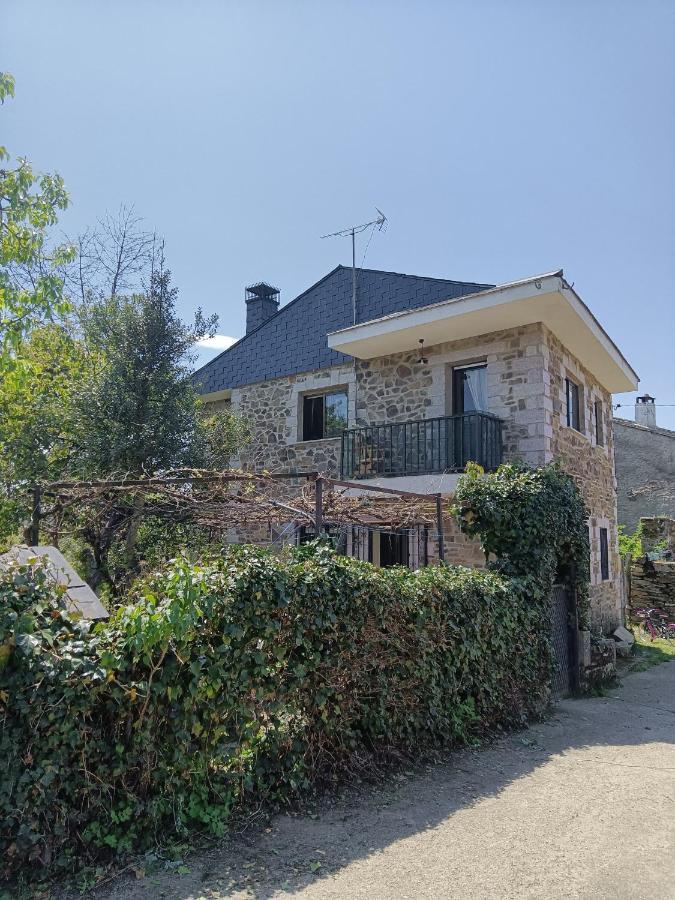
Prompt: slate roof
<box><xmin>194</xmin><ymin>266</ymin><xmax>493</xmax><ymax>393</ymax></box>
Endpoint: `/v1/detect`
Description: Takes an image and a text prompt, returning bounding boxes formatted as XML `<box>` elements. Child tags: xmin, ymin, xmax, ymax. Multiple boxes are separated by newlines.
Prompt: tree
<box><xmin>75</xmin><ymin>262</ymin><xmax>219</xmax><ymax>476</ymax></box>
<box><xmin>0</xmin><ymin>324</ymin><xmax>90</xmax><ymax>483</ymax></box>
<box><xmin>0</xmin><ymin>323</ymin><xmax>92</xmax><ymax>544</ymax></box>
<box><xmin>69</xmin><ymin>262</ymin><xmax>250</xmax><ymax>588</ymax></box>
<box><xmin>0</xmin><ymin>73</ymin><xmax>74</xmax><ymax>367</ymax></box>
<box><xmin>64</xmin><ymin>205</ymin><xmax>158</xmax><ymax>304</ymax></box>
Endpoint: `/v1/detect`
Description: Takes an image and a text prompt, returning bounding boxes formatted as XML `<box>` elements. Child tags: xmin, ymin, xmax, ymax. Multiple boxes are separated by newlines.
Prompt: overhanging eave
<box><xmin>328</xmin><ymin>275</ymin><xmax>638</xmax><ymax>394</ymax></box>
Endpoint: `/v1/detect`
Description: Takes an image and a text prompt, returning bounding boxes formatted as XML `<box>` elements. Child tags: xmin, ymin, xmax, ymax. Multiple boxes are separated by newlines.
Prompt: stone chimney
<box><xmin>635</xmin><ymin>394</ymin><xmax>656</xmax><ymax>428</ymax></box>
<box><xmin>245</xmin><ymin>282</ymin><xmax>279</xmax><ymax>334</ymax></box>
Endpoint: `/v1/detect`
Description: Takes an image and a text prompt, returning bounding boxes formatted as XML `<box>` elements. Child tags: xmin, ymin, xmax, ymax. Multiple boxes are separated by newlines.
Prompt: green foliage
<box><xmin>0</xmin><ymin>325</ymin><xmax>94</xmax><ymax>542</ymax></box>
<box><xmin>75</xmin><ymin>267</ymin><xmax>218</xmax><ymax>476</ymax></box>
<box><xmin>618</xmin><ymin>523</ymin><xmax>643</xmax><ymax>558</ymax></box>
<box><xmin>453</xmin><ymin>461</ymin><xmax>591</xmax><ymax>627</ymax></box>
<box><xmin>194</xmin><ymin>408</ymin><xmax>251</xmax><ymax>470</ymax></box>
<box><xmin>0</xmin><ymin>545</ymin><xmax>550</xmax><ymax>881</ymax></box>
<box><xmin>630</xmin><ymin>632</ymin><xmax>675</xmax><ymax>671</ymax></box>
<box><xmin>617</xmin><ymin>523</ymin><xmax>667</xmax><ymax>560</ymax></box>
<box><xmin>0</xmin><ymin>73</ymin><xmax>74</xmax><ymax>368</ymax></box>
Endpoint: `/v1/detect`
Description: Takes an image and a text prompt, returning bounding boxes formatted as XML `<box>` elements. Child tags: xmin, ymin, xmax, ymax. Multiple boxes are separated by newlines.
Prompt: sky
<box><xmin>4</xmin><ymin>0</ymin><xmax>675</xmax><ymax>427</ymax></box>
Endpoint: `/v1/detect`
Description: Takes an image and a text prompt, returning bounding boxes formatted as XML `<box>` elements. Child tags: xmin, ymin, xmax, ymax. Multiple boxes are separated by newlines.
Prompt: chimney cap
<box><xmin>636</xmin><ymin>394</ymin><xmax>655</xmax><ymax>404</ymax></box>
<box><xmin>245</xmin><ymin>282</ymin><xmax>280</xmax><ymax>303</ymax></box>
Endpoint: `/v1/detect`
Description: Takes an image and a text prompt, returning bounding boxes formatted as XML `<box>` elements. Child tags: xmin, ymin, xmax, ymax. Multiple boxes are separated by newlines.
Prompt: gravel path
<box><xmin>95</xmin><ymin>662</ymin><xmax>675</xmax><ymax>900</ymax></box>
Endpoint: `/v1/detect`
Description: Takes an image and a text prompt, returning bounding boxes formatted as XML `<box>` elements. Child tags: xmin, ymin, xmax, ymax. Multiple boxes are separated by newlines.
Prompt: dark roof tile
<box><xmin>194</xmin><ymin>266</ymin><xmax>492</xmax><ymax>393</ymax></box>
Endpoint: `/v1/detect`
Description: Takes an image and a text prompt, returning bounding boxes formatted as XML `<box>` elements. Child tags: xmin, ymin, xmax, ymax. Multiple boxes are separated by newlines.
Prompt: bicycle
<box><xmin>635</xmin><ymin>607</ymin><xmax>675</xmax><ymax>641</ymax></box>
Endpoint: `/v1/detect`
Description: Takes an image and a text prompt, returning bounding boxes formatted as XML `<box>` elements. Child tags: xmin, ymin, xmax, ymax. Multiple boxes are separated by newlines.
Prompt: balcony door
<box><xmin>451</xmin><ymin>364</ymin><xmax>488</xmax><ymax>470</ymax></box>
<box><xmin>452</xmin><ymin>363</ymin><xmax>488</xmax><ymax>415</ymax></box>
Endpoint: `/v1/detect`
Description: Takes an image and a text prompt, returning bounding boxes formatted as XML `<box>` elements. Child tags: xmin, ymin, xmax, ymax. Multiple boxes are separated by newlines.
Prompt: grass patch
<box><xmin>630</xmin><ymin>632</ymin><xmax>675</xmax><ymax>672</ymax></box>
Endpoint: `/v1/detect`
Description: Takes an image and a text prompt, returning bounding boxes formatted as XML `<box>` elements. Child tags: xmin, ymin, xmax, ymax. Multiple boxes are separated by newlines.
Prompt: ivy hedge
<box><xmin>454</xmin><ymin>462</ymin><xmax>590</xmax><ymax>628</ymax></box>
<box><xmin>1</xmin><ymin>545</ymin><xmax>550</xmax><ymax>881</ymax></box>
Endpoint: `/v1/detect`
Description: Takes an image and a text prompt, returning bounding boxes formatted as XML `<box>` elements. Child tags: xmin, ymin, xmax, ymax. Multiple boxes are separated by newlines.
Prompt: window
<box><xmin>453</xmin><ymin>364</ymin><xmax>488</xmax><ymax>414</ymax></box>
<box><xmin>302</xmin><ymin>390</ymin><xmax>347</xmax><ymax>441</ymax></box>
<box><xmin>379</xmin><ymin>531</ymin><xmax>410</xmax><ymax>568</ymax></box>
<box><xmin>599</xmin><ymin>527</ymin><xmax>609</xmax><ymax>581</ymax></box>
<box><xmin>595</xmin><ymin>400</ymin><xmax>604</xmax><ymax>446</ymax></box>
<box><xmin>566</xmin><ymin>378</ymin><xmax>581</xmax><ymax>431</ymax></box>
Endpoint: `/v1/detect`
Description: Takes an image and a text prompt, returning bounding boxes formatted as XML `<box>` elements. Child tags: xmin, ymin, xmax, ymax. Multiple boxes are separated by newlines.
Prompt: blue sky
<box><xmin>4</xmin><ymin>1</ymin><xmax>674</xmax><ymax>427</ymax></box>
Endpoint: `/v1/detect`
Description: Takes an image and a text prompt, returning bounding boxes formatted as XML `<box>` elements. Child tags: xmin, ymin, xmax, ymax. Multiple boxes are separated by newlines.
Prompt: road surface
<box><xmin>97</xmin><ymin>662</ymin><xmax>675</xmax><ymax>900</ymax></box>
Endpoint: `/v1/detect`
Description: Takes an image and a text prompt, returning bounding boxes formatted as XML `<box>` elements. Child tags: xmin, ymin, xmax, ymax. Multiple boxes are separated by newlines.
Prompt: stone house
<box><xmin>613</xmin><ymin>397</ymin><xmax>675</xmax><ymax>532</ymax></box>
<box><xmin>195</xmin><ymin>267</ymin><xmax>638</xmax><ymax>632</ymax></box>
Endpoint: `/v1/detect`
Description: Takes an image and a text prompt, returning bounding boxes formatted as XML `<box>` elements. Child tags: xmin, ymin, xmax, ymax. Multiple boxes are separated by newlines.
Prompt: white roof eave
<box><xmin>327</xmin><ymin>274</ymin><xmax>638</xmax><ymax>394</ymax></box>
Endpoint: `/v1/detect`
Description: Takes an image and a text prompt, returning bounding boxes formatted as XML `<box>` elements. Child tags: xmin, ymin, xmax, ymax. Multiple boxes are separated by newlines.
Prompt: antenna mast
<box><xmin>321</xmin><ymin>208</ymin><xmax>387</xmax><ymax>324</ymax></box>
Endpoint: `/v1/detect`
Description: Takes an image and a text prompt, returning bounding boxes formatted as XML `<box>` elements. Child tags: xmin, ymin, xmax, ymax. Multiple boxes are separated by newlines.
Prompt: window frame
<box><xmin>452</xmin><ymin>362</ymin><xmax>488</xmax><ymax>416</ymax></box>
<box><xmin>301</xmin><ymin>389</ymin><xmax>348</xmax><ymax>441</ymax></box>
<box><xmin>565</xmin><ymin>377</ymin><xmax>582</xmax><ymax>432</ymax></box>
<box><xmin>599</xmin><ymin>527</ymin><xmax>610</xmax><ymax>581</ymax></box>
<box><xmin>594</xmin><ymin>399</ymin><xmax>604</xmax><ymax>447</ymax></box>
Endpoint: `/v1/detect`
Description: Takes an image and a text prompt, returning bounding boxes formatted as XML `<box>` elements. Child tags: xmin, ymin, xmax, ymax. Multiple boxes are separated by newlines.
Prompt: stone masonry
<box><xmin>209</xmin><ymin>321</ymin><xmax>622</xmax><ymax>632</ymax></box>
<box><xmin>613</xmin><ymin>418</ymin><xmax>675</xmax><ymax>531</ymax></box>
<box><xmin>231</xmin><ymin>363</ymin><xmax>356</xmax><ymax>477</ymax></box>
<box><xmin>641</xmin><ymin>516</ymin><xmax>675</xmax><ymax>554</ymax></box>
<box><xmin>629</xmin><ymin>561</ymin><xmax>675</xmax><ymax>624</ymax></box>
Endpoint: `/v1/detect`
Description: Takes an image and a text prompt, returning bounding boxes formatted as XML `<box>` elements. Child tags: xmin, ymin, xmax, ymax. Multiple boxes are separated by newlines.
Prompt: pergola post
<box><xmin>315</xmin><ymin>476</ymin><xmax>324</xmax><ymax>536</ymax></box>
<box><xmin>436</xmin><ymin>493</ymin><xmax>445</xmax><ymax>563</ymax></box>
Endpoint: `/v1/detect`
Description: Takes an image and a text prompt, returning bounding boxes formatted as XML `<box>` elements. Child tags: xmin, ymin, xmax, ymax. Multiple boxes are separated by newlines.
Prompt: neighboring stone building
<box><xmin>613</xmin><ymin>397</ymin><xmax>675</xmax><ymax>532</ymax></box>
<box><xmin>195</xmin><ymin>267</ymin><xmax>638</xmax><ymax>633</ymax></box>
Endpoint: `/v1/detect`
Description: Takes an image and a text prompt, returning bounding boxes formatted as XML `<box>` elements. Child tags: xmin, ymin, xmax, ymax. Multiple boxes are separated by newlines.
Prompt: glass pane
<box><xmin>600</xmin><ymin>528</ymin><xmax>609</xmax><ymax>581</ymax></box>
<box><xmin>566</xmin><ymin>379</ymin><xmax>580</xmax><ymax>430</ymax></box>
<box><xmin>303</xmin><ymin>395</ymin><xmax>324</xmax><ymax>441</ymax></box>
<box><xmin>324</xmin><ymin>391</ymin><xmax>348</xmax><ymax>436</ymax></box>
<box><xmin>460</xmin><ymin>365</ymin><xmax>488</xmax><ymax>413</ymax></box>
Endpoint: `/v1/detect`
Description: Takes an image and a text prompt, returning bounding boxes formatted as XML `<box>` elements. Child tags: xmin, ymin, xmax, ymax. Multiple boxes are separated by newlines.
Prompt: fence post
<box><xmin>29</xmin><ymin>483</ymin><xmax>42</xmax><ymax>546</ymax></box>
<box><xmin>436</xmin><ymin>493</ymin><xmax>445</xmax><ymax>563</ymax></box>
<box><xmin>315</xmin><ymin>476</ymin><xmax>323</xmax><ymax>537</ymax></box>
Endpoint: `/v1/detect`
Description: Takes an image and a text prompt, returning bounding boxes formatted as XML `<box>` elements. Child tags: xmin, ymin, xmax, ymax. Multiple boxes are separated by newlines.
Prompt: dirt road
<box><xmin>97</xmin><ymin>662</ymin><xmax>675</xmax><ymax>900</ymax></box>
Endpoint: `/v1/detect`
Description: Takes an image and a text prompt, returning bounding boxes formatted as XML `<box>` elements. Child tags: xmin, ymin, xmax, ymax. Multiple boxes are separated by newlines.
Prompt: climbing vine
<box><xmin>1</xmin><ymin>543</ymin><xmax>550</xmax><ymax>885</ymax></box>
<box><xmin>453</xmin><ymin>461</ymin><xmax>591</xmax><ymax>627</ymax></box>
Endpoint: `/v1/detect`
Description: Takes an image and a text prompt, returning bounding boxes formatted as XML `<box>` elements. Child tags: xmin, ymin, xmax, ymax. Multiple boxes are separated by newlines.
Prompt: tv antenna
<box><xmin>321</xmin><ymin>208</ymin><xmax>387</xmax><ymax>324</ymax></box>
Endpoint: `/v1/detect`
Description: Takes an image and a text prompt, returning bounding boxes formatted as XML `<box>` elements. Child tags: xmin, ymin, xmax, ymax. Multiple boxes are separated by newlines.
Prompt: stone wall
<box><xmin>613</xmin><ymin>419</ymin><xmax>675</xmax><ymax>531</ymax></box>
<box><xmin>220</xmin><ymin>323</ymin><xmax>553</xmax><ymax>473</ymax></box>
<box><xmin>641</xmin><ymin>516</ymin><xmax>675</xmax><ymax>554</ymax></box>
<box><xmin>204</xmin><ymin>322</ymin><xmax>623</xmax><ymax>632</ymax></box>
<box><xmin>545</xmin><ymin>329</ymin><xmax>621</xmax><ymax>633</ymax></box>
<box><xmin>354</xmin><ymin>323</ymin><xmax>550</xmax><ymax>466</ymax></box>
<box><xmin>230</xmin><ymin>363</ymin><xmax>356</xmax><ymax>477</ymax></box>
<box><xmin>629</xmin><ymin>561</ymin><xmax>675</xmax><ymax>622</ymax></box>
<box><xmin>440</xmin><ymin>519</ymin><xmax>486</xmax><ymax>568</ymax></box>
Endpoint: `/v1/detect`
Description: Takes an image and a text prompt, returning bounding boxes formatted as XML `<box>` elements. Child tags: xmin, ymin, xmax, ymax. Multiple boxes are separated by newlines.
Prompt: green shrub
<box><xmin>618</xmin><ymin>523</ymin><xmax>643</xmax><ymax>558</ymax></box>
<box><xmin>0</xmin><ymin>545</ymin><xmax>550</xmax><ymax>880</ymax></box>
<box><xmin>454</xmin><ymin>462</ymin><xmax>591</xmax><ymax>627</ymax></box>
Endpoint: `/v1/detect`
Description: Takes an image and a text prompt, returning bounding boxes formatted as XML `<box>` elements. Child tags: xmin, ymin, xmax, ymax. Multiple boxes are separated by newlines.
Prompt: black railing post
<box><xmin>340</xmin><ymin>413</ymin><xmax>503</xmax><ymax>479</ymax></box>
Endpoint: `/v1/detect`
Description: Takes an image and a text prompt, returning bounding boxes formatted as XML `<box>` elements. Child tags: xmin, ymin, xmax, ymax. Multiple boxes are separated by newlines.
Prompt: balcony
<box><xmin>340</xmin><ymin>412</ymin><xmax>503</xmax><ymax>480</ymax></box>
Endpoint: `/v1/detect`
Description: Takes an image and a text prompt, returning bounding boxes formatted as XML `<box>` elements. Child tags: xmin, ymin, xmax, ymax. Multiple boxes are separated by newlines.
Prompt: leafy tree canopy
<box><xmin>75</xmin><ymin>264</ymin><xmax>219</xmax><ymax>476</ymax></box>
<box><xmin>0</xmin><ymin>73</ymin><xmax>74</xmax><ymax>368</ymax></box>
<box><xmin>0</xmin><ymin>323</ymin><xmax>92</xmax><ymax>484</ymax></box>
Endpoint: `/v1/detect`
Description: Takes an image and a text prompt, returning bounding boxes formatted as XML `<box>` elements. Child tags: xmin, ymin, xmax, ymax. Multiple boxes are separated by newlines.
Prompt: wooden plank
<box><xmin>0</xmin><ymin>545</ymin><xmax>108</xmax><ymax>620</ymax></box>
<box><xmin>42</xmin><ymin>471</ymin><xmax>319</xmax><ymax>491</ymax></box>
<box><xmin>326</xmin><ymin>478</ymin><xmax>438</xmax><ymax>500</ymax></box>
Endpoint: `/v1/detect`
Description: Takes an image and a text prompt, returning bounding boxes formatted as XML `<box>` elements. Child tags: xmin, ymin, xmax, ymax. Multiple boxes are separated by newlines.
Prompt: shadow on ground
<box><xmin>89</xmin><ymin>662</ymin><xmax>675</xmax><ymax>900</ymax></box>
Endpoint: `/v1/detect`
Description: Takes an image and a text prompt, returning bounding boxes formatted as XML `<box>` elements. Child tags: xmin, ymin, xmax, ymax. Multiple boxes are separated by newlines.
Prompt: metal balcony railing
<box><xmin>340</xmin><ymin>412</ymin><xmax>503</xmax><ymax>479</ymax></box>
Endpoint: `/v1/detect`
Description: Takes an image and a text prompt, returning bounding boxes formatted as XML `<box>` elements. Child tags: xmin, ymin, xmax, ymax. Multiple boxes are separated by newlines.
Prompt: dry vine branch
<box><xmin>37</xmin><ymin>468</ymin><xmax>436</xmax><ymax>536</ymax></box>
